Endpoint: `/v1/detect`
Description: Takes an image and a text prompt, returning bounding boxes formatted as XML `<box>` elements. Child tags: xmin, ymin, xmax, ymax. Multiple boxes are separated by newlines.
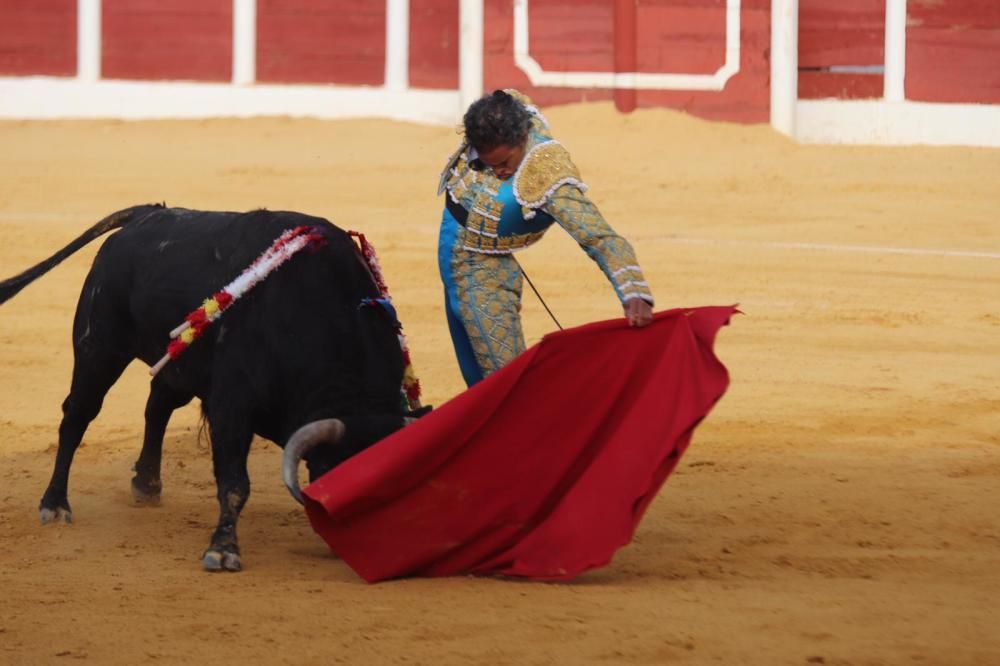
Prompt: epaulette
<box><xmin>512</xmin><ymin>140</ymin><xmax>587</xmax><ymax>215</ymax></box>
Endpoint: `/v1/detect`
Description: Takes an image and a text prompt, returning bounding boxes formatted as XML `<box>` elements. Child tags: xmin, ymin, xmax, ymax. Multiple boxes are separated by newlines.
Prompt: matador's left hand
<box><xmin>624</xmin><ymin>298</ymin><xmax>654</xmax><ymax>328</ymax></box>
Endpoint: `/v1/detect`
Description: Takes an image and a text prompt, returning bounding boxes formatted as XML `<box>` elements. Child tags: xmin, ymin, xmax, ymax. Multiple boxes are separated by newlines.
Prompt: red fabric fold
<box><xmin>303</xmin><ymin>305</ymin><xmax>738</xmax><ymax>582</ymax></box>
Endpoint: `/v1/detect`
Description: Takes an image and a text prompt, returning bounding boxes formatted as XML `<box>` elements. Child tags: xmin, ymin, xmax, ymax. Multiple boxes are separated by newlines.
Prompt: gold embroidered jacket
<box><xmin>440</xmin><ymin>90</ymin><xmax>654</xmax><ymax>306</ymax></box>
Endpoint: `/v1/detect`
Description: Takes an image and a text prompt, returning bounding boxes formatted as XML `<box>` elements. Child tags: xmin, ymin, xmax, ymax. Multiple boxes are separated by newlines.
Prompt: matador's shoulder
<box><xmin>512</xmin><ymin>140</ymin><xmax>588</xmax><ymax>211</ymax></box>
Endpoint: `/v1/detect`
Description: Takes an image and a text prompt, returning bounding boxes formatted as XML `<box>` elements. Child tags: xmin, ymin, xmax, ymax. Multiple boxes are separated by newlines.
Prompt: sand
<box><xmin>0</xmin><ymin>104</ymin><xmax>997</xmax><ymax>664</ymax></box>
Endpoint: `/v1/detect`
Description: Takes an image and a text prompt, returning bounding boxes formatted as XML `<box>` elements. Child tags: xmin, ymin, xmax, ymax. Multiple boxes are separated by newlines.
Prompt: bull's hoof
<box><xmin>130</xmin><ymin>477</ymin><xmax>162</xmax><ymax>506</ymax></box>
<box><xmin>40</xmin><ymin>488</ymin><xmax>73</xmax><ymax>524</ymax></box>
<box><xmin>202</xmin><ymin>548</ymin><xmax>242</xmax><ymax>572</ymax></box>
<box><xmin>39</xmin><ymin>506</ymin><xmax>73</xmax><ymax>524</ymax></box>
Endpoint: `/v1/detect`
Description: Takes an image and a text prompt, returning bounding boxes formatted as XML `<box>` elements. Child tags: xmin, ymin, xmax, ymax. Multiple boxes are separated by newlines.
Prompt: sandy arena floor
<box><xmin>0</xmin><ymin>105</ymin><xmax>998</xmax><ymax>665</ymax></box>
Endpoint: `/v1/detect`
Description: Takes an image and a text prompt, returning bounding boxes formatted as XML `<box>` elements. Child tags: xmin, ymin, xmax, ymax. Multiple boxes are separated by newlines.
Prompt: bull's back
<box><xmin>106</xmin><ymin>207</ymin><xmax>340</xmax><ymax>276</ymax></box>
<box><xmin>83</xmin><ymin>207</ymin><xmax>355</xmax><ymax>366</ymax></box>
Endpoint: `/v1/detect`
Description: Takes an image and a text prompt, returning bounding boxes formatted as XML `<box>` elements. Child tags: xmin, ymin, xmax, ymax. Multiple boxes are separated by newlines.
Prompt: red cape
<box><xmin>303</xmin><ymin>305</ymin><xmax>737</xmax><ymax>582</ymax></box>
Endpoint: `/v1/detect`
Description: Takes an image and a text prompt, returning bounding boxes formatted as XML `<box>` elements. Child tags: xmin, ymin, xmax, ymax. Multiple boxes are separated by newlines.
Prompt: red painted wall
<box><xmin>4</xmin><ymin>1</ymin><xmax>999</xmax><ymax>120</ymax></box>
<box><xmin>409</xmin><ymin>0</ymin><xmax>459</xmax><ymax>89</ymax></box>
<box><xmin>0</xmin><ymin>0</ymin><xmax>76</xmax><ymax>77</ymax></box>
<box><xmin>798</xmin><ymin>0</ymin><xmax>884</xmax><ymax>99</ymax></box>
<box><xmin>256</xmin><ymin>0</ymin><xmax>385</xmax><ymax>85</ymax></box>
<box><xmin>906</xmin><ymin>0</ymin><xmax>1000</xmax><ymax>104</ymax></box>
<box><xmin>526</xmin><ymin>0</ymin><xmax>612</xmax><ymax>73</ymax></box>
<box><xmin>635</xmin><ymin>0</ymin><xmax>770</xmax><ymax>122</ymax></box>
<box><xmin>481</xmin><ymin>0</ymin><xmax>771</xmax><ymax>123</ymax></box>
<box><xmin>102</xmin><ymin>0</ymin><xmax>231</xmax><ymax>81</ymax></box>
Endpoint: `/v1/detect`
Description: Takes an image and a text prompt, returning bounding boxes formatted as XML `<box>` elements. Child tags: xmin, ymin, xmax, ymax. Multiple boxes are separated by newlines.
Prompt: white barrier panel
<box><xmin>232</xmin><ymin>0</ymin><xmax>256</xmax><ymax>85</ymax></box>
<box><xmin>0</xmin><ymin>77</ymin><xmax>460</xmax><ymax>125</ymax></box>
<box><xmin>459</xmin><ymin>0</ymin><xmax>484</xmax><ymax>113</ymax></box>
<box><xmin>770</xmin><ymin>0</ymin><xmax>797</xmax><ymax>137</ymax></box>
<box><xmin>796</xmin><ymin>99</ymin><xmax>1000</xmax><ymax>147</ymax></box>
<box><xmin>385</xmin><ymin>0</ymin><xmax>410</xmax><ymax>92</ymax></box>
<box><xmin>883</xmin><ymin>0</ymin><xmax>906</xmax><ymax>102</ymax></box>
<box><xmin>77</xmin><ymin>0</ymin><xmax>101</xmax><ymax>82</ymax></box>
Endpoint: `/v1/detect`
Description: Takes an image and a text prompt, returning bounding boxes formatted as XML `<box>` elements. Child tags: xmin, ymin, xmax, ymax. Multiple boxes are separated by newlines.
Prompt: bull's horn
<box><xmin>282</xmin><ymin>419</ymin><xmax>346</xmax><ymax>505</ymax></box>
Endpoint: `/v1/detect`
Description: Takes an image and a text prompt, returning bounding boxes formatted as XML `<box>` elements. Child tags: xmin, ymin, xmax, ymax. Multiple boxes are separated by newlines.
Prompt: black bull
<box><xmin>0</xmin><ymin>204</ymin><xmax>422</xmax><ymax>571</ymax></box>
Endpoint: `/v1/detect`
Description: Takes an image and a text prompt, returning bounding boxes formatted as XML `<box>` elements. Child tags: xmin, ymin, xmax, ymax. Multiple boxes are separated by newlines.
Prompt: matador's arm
<box><xmin>542</xmin><ymin>184</ymin><xmax>654</xmax><ymax>307</ymax></box>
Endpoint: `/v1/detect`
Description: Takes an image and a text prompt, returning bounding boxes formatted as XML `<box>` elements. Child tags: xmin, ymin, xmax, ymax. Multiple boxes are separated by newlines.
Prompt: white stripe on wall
<box><xmin>884</xmin><ymin>0</ymin><xmax>907</xmax><ymax>102</ymax></box>
<box><xmin>459</xmin><ymin>0</ymin><xmax>484</xmax><ymax>113</ymax></box>
<box><xmin>77</xmin><ymin>0</ymin><xmax>101</xmax><ymax>82</ymax></box>
<box><xmin>232</xmin><ymin>0</ymin><xmax>257</xmax><ymax>85</ymax></box>
<box><xmin>770</xmin><ymin>0</ymin><xmax>798</xmax><ymax>136</ymax></box>
<box><xmin>385</xmin><ymin>0</ymin><xmax>410</xmax><ymax>91</ymax></box>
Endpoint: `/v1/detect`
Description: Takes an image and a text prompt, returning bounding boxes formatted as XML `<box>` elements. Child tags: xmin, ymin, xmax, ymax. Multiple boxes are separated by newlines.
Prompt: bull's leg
<box><xmin>40</xmin><ymin>351</ymin><xmax>132</xmax><ymax>524</ymax></box>
<box><xmin>201</xmin><ymin>409</ymin><xmax>254</xmax><ymax>572</ymax></box>
<box><xmin>131</xmin><ymin>379</ymin><xmax>193</xmax><ymax>505</ymax></box>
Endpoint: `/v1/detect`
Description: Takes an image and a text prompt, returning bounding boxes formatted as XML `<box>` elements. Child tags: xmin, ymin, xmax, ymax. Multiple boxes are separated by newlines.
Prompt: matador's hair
<box><xmin>462</xmin><ymin>90</ymin><xmax>533</xmax><ymax>151</ymax></box>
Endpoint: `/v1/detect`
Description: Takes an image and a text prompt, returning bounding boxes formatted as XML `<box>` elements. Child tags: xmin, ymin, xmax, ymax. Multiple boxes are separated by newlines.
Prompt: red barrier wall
<box><xmin>798</xmin><ymin>0</ymin><xmax>884</xmax><ymax>99</ymax></box>
<box><xmin>0</xmin><ymin>0</ymin><xmax>76</xmax><ymax>77</ymax></box>
<box><xmin>3</xmin><ymin>1</ymin><xmax>999</xmax><ymax>121</ymax></box>
<box><xmin>526</xmin><ymin>0</ymin><xmax>613</xmax><ymax>73</ymax></box>
<box><xmin>906</xmin><ymin>0</ymin><xmax>1000</xmax><ymax>104</ymax></box>
<box><xmin>409</xmin><ymin>0</ymin><xmax>459</xmax><ymax>89</ymax></box>
<box><xmin>102</xmin><ymin>0</ymin><xmax>232</xmax><ymax>81</ymax></box>
<box><xmin>482</xmin><ymin>0</ymin><xmax>772</xmax><ymax>123</ymax></box>
<box><xmin>256</xmin><ymin>0</ymin><xmax>385</xmax><ymax>85</ymax></box>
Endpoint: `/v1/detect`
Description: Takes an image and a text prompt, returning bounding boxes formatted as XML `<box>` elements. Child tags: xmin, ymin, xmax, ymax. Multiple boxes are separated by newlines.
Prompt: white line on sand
<box><xmin>652</xmin><ymin>236</ymin><xmax>1000</xmax><ymax>260</ymax></box>
<box><xmin>4</xmin><ymin>213</ymin><xmax>999</xmax><ymax>260</ymax></box>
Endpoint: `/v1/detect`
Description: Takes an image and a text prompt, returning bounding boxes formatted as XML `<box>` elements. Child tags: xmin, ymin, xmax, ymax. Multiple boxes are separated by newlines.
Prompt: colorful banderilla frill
<box><xmin>149</xmin><ymin>226</ymin><xmax>423</xmax><ymax>414</ymax></box>
<box><xmin>149</xmin><ymin>225</ymin><xmax>325</xmax><ymax>376</ymax></box>
<box><xmin>348</xmin><ymin>231</ymin><xmax>422</xmax><ymax>411</ymax></box>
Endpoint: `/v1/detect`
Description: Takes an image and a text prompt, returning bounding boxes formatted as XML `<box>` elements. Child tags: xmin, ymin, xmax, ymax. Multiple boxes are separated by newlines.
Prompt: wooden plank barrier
<box><xmin>0</xmin><ymin>0</ymin><xmax>76</xmax><ymax>77</ymax></box>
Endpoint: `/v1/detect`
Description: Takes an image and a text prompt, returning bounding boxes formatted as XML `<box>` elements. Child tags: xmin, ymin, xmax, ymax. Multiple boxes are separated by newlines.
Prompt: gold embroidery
<box><xmin>442</xmin><ymin>110</ymin><xmax>559</xmax><ymax>255</ymax></box>
<box><xmin>437</xmin><ymin>142</ymin><xmax>468</xmax><ymax>195</ymax></box>
<box><xmin>513</xmin><ymin>142</ymin><xmax>585</xmax><ymax>210</ymax></box>
<box><xmin>461</xmin><ymin>229</ymin><xmax>548</xmax><ymax>254</ymax></box>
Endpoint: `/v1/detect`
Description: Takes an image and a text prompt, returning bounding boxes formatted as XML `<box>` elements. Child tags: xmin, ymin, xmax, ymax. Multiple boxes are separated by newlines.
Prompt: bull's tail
<box><xmin>0</xmin><ymin>204</ymin><xmax>162</xmax><ymax>306</ymax></box>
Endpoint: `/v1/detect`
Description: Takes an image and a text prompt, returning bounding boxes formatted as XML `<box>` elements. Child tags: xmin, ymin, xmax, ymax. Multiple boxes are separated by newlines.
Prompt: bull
<box><xmin>0</xmin><ymin>204</ymin><xmax>420</xmax><ymax>571</ymax></box>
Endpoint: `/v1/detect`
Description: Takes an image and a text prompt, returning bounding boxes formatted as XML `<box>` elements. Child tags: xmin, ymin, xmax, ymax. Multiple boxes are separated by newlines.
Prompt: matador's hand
<box><xmin>624</xmin><ymin>298</ymin><xmax>653</xmax><ymax>328</ymax></box>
